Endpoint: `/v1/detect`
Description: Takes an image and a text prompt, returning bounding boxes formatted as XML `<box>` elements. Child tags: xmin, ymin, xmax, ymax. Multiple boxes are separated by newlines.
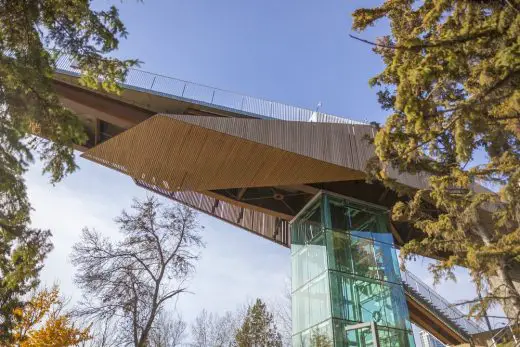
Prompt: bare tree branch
<box><xmin>71</xmin><ymin>196</ymin><xmax>204</xmax><ymax>347</ymax></box>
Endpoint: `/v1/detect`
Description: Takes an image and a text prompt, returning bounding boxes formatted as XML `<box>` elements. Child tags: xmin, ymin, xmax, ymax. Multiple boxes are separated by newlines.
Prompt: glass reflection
<box><xmin>291</xmin><ymin>193</ymin><xmax>415</xmax><ymax>347</ymax></box>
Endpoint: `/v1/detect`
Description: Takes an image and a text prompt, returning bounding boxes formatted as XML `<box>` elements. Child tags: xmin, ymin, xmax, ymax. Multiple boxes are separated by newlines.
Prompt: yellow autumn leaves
<box><xmin>10</xmin><ymin>286</ymin><xmax>90</xmax><ymax>347</ymax></box>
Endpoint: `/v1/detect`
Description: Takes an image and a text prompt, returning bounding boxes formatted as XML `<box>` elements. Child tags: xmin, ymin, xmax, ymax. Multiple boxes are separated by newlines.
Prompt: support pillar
<box><xmin>290</xmin><ymin>192</ymin><xmax>415</xmax><ymax>347</ymax></box>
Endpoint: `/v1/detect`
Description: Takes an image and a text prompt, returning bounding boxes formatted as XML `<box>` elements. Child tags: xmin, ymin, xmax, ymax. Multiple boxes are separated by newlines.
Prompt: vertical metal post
<box><xmin>181</xmin><ymin>83</ymin><xmax>187</xmax><ymax>97</ymax></box>
<box><xmin>510</xmin><ymin>325</ymin><xmax>518</xmax><ymax>343</ymax></box>
<box><xmin>371</xmin><ymin>321</ymin><xmax>380</xmax><ymax>347</ymax></box>
<box><xmin>150</xmin><ymin>76</ymin><xmax>157</xmax><ymax>89</ymax></box>
<box><xmin>240</xmin><ymin>96</ymin><xmax>245</xmax><ymax>111</ymax></box>
<box><xmin>322</xmin><ymin>194</ymin><xmax>332</xmax><ymax>230</ymax></box>
<box><xmin>211</xmin><ymin>90</ymin><xmax>216</xmax><ymax>104</ymax></box>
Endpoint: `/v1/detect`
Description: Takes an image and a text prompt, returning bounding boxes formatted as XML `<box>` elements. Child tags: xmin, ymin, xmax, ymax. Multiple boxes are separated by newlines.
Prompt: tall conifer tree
<box><xmin>235</xmin><ymin>299</ymin><xmax>283</xmax><ymax>347</ymax></box>
<box><xmin>352</xmin><ymin>0</ymin><xmax>520</xmax><ymax>320</ymax></box>
<box><xmin>0</xmin><ymin>0</ymin><xmax>136</xmax><ymax>339</ymax></box>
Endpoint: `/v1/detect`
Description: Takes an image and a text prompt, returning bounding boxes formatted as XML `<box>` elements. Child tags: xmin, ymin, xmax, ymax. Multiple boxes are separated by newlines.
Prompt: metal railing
<box><xmin>55</xmin><ymin>54</ymin><xmax>489</xmax><ymax>339</ymax></box>
<box><xmin>402</xmin><ymin>270</ymin><xmax>485</xmax><ymax>336</ymax></box>
<box><xmin>492</xmin><ymin>324</ymin><xmax>519</xmax><ymax>347</ymax></box>
<box><xmin>54</xmin><ymin>55</ymin><xmax>366</xmax><ymax>125</ymax></box>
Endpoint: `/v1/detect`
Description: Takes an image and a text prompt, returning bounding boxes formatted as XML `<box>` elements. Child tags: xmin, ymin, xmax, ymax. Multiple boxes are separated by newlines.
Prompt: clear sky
<box><xmin>24</xmin><ymin>0</ymin><xmax>504</xmax><ymax>345</ymax></box>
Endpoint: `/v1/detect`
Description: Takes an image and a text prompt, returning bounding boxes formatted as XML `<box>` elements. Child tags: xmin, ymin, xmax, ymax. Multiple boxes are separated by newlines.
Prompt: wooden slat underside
<box><xmin>79</xmin><ymin>114</ymin><xmax>476</xmax><ymax>344</ymax></box>
<box><xmin>82</xmin><ymin>115</ymin><xmax>367</xmax><ymax>192</ymax></box>
<box><xmin>135</xmin><ymin>179</ymin><xmax>291</xmax><ymax>246</ymax></box>
<box><xmin>164</xmin><ymin>114</ymin><xmax>434</xmax><ymax>190</ymax></box>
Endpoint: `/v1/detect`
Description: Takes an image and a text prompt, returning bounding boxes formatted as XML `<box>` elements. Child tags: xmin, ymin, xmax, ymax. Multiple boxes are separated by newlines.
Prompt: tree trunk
<box><xmin>474</xmin><ymin>224</ymin><xmax>520</xmax><ymax>321</ymax></box>
<box><xmin>489</xmin><ymin>262</ymin><xmax>520</xmax><ymax>321</ymax></box>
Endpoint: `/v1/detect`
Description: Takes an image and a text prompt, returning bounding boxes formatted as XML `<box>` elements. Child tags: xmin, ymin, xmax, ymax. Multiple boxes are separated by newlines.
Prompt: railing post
<box><xmin>211</xmin><ymin>90</ymin><xmax>216</xmax><ymax>104</ymax></box>
<box><xmin>181</xmin><ymin>83</ymin><xmax>187</xmax><ymax>97</ymax></box>
<box><xmin>510</xmin><ymin>325</ymin><xmax>518</xmax><ymax>343</ymax></box>
<box><xmin>150</xmin><ymin>76</ymin><xmax>157</xmax><ymax>89</ymax></box>
<box><xmin>371</xmin><ymin>321</ymin><xmax>379</xmax><ymax>347</ymax></box>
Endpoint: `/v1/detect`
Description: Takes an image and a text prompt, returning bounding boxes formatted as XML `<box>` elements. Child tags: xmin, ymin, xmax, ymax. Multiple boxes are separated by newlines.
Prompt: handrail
<box><xmin>402</xmin><ymin>270</ymin><xmax>484</xmax><ymax>335</ymax></box>
<box><xmin>54</xmin><ymin>53</ymin><xmax>487</xmax><ymax>340</ymax></box>
<box><xmin>492</xmin><ymin>324</ymin><xmax>519</xmax><ymax>347</ymax></box>
<box><xmin>54</xmin><ymin>55</ymin><xmax>367</xmax><ymax>125</ymax></box>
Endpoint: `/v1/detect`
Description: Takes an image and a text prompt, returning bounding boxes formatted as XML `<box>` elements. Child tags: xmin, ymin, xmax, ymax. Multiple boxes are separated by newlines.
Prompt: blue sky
<box><xmin>105</xmin><ymin>0</ymin><xmax>389</xmax><ymax>123</ymax></box>
<box><xmin>24</xmin><ymin>0</ymin><xmax>506</xmax><ymax>345</ymax></box>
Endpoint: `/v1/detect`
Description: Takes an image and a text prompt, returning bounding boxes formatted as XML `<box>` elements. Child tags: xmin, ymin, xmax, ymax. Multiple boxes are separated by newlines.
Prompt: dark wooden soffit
<box><xmin>54</xmin><ymin>80</ymin><xmax>155</xmax><ymax>126</ymax></box>
<box><xmin>81</xmin><ymin>114</ymin><xmax>367</xmax><ymax>192</ymax></box>
<box><xmin>135</xmin><ymin>179</ymin><xmax>291</xmax><ymax>247</ymax></box>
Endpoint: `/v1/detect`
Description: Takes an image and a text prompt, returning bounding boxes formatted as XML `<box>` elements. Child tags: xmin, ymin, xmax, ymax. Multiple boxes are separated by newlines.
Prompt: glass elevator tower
<box><xmin>291</xmin><ymin>192</ymin><xmax>415</xmax><ymax>347</ymax></box>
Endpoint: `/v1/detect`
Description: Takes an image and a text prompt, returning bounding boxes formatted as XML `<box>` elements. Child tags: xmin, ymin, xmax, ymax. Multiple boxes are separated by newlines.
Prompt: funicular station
<box><xmin>51</xmin><ymin>56</ymin><xmax>496</xmax><ymax>346</ymax></box>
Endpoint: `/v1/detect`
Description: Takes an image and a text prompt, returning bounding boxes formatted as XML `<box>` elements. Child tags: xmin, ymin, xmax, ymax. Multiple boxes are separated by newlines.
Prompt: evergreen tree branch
<box><xmin>505</xmin><ymin>0</ymin><xmax>520</xmax><ymax>13</ymax></box>
<box><xmin>349</xmin><ymin>29</ymin><xmax>497</xmax><ymax>51</ymax></box>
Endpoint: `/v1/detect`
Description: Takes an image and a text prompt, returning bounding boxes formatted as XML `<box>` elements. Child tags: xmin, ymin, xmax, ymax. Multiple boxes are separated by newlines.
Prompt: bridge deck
<box><xmin>136</xmin><ymin>179</ymin><xmax>484</xmax><ymax>345</ymax></box>
<box><xmin>53</xmin><ymin>57</ymin><xmax>486</xmax><ymax>344</ymax></box>
<box><xmin>402</xmin><ymin>269</ymin><xmax>483</xmax><ymax>344</ymax></box>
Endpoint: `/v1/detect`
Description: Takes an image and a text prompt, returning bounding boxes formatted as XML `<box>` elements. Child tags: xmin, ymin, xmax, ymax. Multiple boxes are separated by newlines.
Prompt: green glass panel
<box><xmin>329</xmin><ymin>231</ymin><xmax>354</xmax><ymax>274</ymax></box>
<box><xmin>350</xmin><ymin>235</ymin><xmax>379</xmax><ymax>280</ymax></box>
<box><xmin>291</xmin><ymin>193</ymin><xmax>415</xmax><ymax>347</ymax></box>
<box><xmin>357</xmin><ymin>281</ymin><xmax>385</xmax><ymax>324</ymax></box>
<box><xmin>333</xmin><ymin>320</ymin><xmax>373</xmax><ymax>347</ymax></box>
<box><xmin>308</xmin><ymin>233</ymin><xmax>328</xmax><ymax>282</ymax></box>
<box><xmin>327</xmin><ymin>196</ymin><xmax>388</xmax><ymax>234</ymax></box>
<box><xmin>293</xmin><ymin>284</ymin><xmax>310</xmax><ymax>334</ymax></box>
<box><xmin>308</xmin><ymin>273</ymin><xmax>331</xmax><ymax>327</ymax></box>
<box><xmin>329</xmin><ymin>200</ymin><xmax>349</xmax><ymax>231</ymax></box>
<box><xmin>329</xmin><ymin>271</ymin><xmax>358</xmax><ymax>322</ymax></box>
<box><xmin>373</xmin><ymin>240</ymin><xmax>401</xmax><ymax>284</ymax></box>
<box><xmin>377</xmin><ymin>327</ymin><xmax>415</xmax><ymax>347</ymax></box>
<box><xmin>407</xmin><ymin>332</ymin><xmax>416</xmax><ymax>347</ymax></box>
<box><xmin>293</xmin><ymin>331</ymin><xmax>310</xmax><ymax>347</ymax></box>
<box><xmin>309</xmin><ymin>320</ymin><xmax>334</xmax><ymax>347</ymax></box>
<box><xmin>293</xmin><ymin>320</ymin><xmax>334</xmax><ymax>347</ymax></box>
<box><xmin>292</xmin><ymin>247</ymin><xmax>306</xmax><ymax>292</ymax></box>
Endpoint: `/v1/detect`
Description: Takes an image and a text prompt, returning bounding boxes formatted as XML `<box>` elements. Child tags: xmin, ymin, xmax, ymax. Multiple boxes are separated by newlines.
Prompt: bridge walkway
<box><xmin>54</xmin><ymin>56</ymin><xmax>486</xmax><ymax>345</ymax></box>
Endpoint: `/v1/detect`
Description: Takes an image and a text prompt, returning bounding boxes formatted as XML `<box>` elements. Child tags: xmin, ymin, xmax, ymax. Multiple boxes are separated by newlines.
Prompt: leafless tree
<box><xmin>79</xmin><ymin>319</ymin><xmax>121</xmax><ymax>347</ymax></box>
<box><xmin>190</xmin><ymin>309</ymin><xmax>243</xmax><ymax>347</ymax></box>
<box><xmin>71</xmin><ymin>196</ymin><xmax>204</xmax><ymax>347</ymax></box>
<box><xmin>271</xmin><ymin>279</ymin><xmax>291</xmax><ymax>347</ymax></box>
<box><xmin>149</xmin><ymin>311</ymin><xmax>187</xmax><ymax>347</ymax></box>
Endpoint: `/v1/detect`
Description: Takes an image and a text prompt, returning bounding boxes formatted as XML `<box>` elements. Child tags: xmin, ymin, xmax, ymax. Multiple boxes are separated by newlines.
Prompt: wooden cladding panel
<box><xmin>165</xmin><ymin>114</ymin><xmax>374</xmax><ymax>170</ymax></box>
<box><xmin>163</xmin><ymin>115</ymin><xmax>432</xmax><ymax>190</ymax></box>
<box><xmin>82</xmin><ymin>115</ymin><xmax>366</xmax><ymax>192</ymax></box>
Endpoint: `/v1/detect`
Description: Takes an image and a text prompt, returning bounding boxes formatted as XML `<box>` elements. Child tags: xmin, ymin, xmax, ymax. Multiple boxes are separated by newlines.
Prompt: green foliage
<box><xmin>235</xmin><ymin>299</ymin><xmax>283</xmax><ymax>347</ymax></box>
<box><xmin>353</xmin><ymin>0</ymin><xmax>520</xmax><ymax>320</ymax></box>
<box><xmin>0</xmin><ymin>0</ymin><xmax>137</xmax><ymax>341</ymax></box>
<box><xmin>0</xmin><ymin>228</ymin><xmax>52</xmax><ymax>341</ymax></box>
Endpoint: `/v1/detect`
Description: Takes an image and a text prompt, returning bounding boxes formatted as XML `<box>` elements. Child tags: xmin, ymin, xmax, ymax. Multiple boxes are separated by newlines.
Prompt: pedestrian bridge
<box><xmin>52</xmin><ymin>56</ymin><xmax>486</xmax><ymax>345</ymax></box>
<box><xmin>137</xmin><ymin>179</ymin><xmax>484</xmax><ymax>345</ymax></box>
<box><xmin>402</xmin><ymin>269</ymin><xmax>483</xmax><ymax>344</ymax></box>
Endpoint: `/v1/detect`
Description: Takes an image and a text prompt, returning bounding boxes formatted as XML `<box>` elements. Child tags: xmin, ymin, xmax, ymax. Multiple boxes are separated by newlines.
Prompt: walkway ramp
<box><xmin>402</xmin><ymin>269</ymin><xmax>484</xmax><ymax>345</ymax></box>
<box><xmin>53</xmin><ymin>55</ymin><xmax>487</xmax><ymax>345</ymax></box>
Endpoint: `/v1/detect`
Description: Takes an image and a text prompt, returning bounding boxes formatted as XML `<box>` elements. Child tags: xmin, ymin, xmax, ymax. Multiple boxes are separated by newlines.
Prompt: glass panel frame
<box><xmin>291</xmin><ymin>192</ymin><xmax>415</xmax><ymax>347</ymax></box>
